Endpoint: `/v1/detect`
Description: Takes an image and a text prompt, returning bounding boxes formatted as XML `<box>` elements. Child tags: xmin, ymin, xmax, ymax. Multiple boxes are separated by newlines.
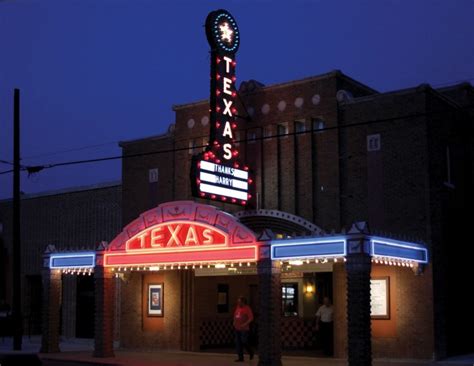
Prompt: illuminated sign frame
<box><xmin>370</xmin><ymin>237</ymin><xmax>428</xmax><ymax>264</ymax></box>
<box><xmin>271</xmin><ymin>237</ymin><xmax>347</xmax><ymax>260</ymax></box>
<box><xmin>49</xmin><ymin>252</ymin><xmax>96</xmax><ymax>269</ymax></box>
<box><xmin>191</xmin><ymin>9</ymin><xmax>253</xmax><ymax>206</ymax></box>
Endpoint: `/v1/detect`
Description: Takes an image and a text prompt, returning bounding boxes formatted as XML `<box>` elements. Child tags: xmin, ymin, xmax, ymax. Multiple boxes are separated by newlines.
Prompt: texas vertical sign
<box><xmin>191</xmin><ymin>10</ymin><xmax>253</xmax><ymax>206</ymax></box>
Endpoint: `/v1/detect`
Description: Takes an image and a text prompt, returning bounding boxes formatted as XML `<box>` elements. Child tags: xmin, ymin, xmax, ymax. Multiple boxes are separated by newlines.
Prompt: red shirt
<box><xmin>234</xmin><ymin>305</ymin><xmax>254</xmax><ymax>331</ymax></box>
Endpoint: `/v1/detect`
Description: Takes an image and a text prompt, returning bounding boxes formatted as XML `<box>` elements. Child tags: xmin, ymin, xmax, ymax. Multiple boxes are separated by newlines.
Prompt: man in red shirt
<box><xmin>233</xmin><ymin>296</ymin><xmax>254</xmax><ymax>362</ymax></box>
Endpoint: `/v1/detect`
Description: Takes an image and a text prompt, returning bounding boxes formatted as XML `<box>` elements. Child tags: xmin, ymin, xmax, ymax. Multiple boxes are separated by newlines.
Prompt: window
<box><xmin>188</xmin><ymin>139</ymin><xmax>197</xmax><ymax>154</ymax></box>
<box><xmin>277</xmin><ymin>123</ymin><xmax>289</xmax><ymax>137</ymax></box>
<box><xmin>235</xmin><ymin>131</ymin><xmax>241</xmax><ymax>146</ymax></box>
<box><xmin>282</xmin><ymin>283</ymin><xmax>298</xmax><ymax>317</ymax></box>
<box><xmin>148</xmin><ymin>168</ymin><xmax>159</xmax><ymax>183</ymax></box>
<box><xmin>444</xmin><ymin>145</ymin><xmax>455</xmax><ymax>188</ymax></box>
<box><xmin>202</xmin><ymin>138</ymin><xmax>209</xmax><ymax>152</ymax></box>
<box><xmin>295</xmin><ymin>120</ymin><xmax>306</xmax><ymax>134</ymax></box>
<box><xmin>263</xmin><ymin>125</ymin><xmax>273</xmax><ymax>141</ymax></box>
<box><xmin>367</xmin><ymin>134</ymin><xmax>381</xmax><ymax>152</ymax></box>
<box><xmin>312</xmin><ymin>118</ymin><xmax>325</xmax><ymax>132</ymax></box>
<box><xmin>247</xmin><ymin>130</ymin><xmax>257</xmax><ymax>144</ymax></box>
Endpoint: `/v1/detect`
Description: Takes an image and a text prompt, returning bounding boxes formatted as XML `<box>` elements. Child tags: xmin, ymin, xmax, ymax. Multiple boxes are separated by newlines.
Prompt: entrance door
<box><xmin>76</xmin><ymin>275</ymin><xmax>95</xmax><ymax>338</ymax></box>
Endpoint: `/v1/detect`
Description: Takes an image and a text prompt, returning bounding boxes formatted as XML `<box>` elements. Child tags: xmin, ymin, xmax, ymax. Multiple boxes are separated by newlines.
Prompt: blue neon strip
<box><xmin>49</xmin><ymin>253</ymin><xmax>96</xmax><ymax>269</ymax></box>
<box><xmin>372</xmin><ymin>241</ymin><xmax>428</xmax><ymax>263</ymax></box>
<box><xmin>271</xmin><ymin>241</ymin><xmax>346</xmax><ymax>260</ymax></box>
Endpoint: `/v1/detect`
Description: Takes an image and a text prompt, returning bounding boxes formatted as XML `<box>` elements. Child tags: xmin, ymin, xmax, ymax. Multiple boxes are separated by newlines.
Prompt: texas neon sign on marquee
<box><xmin>104</xmin><ymin>221</ymin><xmax>258</xmax><ymax>266</ymax></box>
<box><xmin>191</xmin><ymin>9</ymin><xmax>253</xmax><ymax>206</ymax></box>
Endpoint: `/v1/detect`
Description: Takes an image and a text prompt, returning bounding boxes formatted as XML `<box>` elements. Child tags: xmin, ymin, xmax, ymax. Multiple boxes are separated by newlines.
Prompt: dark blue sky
<box><xmin>1</xmin><ymin>0</ymin><xmax>473</xmax><ymax>199</ymax></box>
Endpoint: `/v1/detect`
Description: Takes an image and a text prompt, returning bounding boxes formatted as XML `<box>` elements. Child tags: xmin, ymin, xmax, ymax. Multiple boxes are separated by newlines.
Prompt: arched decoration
<box><xmin>235</xmin><ymin>209</ymin><xmax>324</xmax><ymax>237</ymax></box>
<box><xmin>103</xmin><ymin>201</ymin><xmax>259</xmax><ymax>267</ymax></box>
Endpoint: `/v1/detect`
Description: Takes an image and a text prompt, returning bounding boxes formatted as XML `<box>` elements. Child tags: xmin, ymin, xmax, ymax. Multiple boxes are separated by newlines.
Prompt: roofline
<box><xmin>341</xmin><ymin>83</ymin><xmax>461</xmax><ymax>109</ymax></box>
<box><xmin>436</xmin><ymin>82</ymin><xmax>473</xmax><ymax>92</ymax></box>
<box><xmin>0</xmin><ymin>181</ymin><xmax>121</xmax><ymax>203</ymax></box>
<box><xmin>336</xmin><ymin>71</ymin><xmax>379</xmax><ymax>94</ymax></box>
<box><xmin>172</xmin><ymin>70</ymin><xmax>378</xmax><ymax>111</ymax></box>
<box><xmin>119</xmin><ymin>131</ymin><xmax>172</xmax><ymax>147</ymax></box>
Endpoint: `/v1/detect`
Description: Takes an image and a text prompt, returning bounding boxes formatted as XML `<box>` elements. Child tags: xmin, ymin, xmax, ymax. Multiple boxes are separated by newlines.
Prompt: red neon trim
<box><xmin>104</xmin><ymin>246</ymin><xmax>258</xmax><ymax>267</ymax></box>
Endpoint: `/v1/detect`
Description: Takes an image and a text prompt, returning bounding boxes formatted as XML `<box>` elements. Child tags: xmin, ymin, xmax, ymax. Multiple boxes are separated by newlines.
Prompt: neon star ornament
<box><xmin>219</xmin><ymin>22</ymin><xmax>233</xmax><ymax>43</ymax></box>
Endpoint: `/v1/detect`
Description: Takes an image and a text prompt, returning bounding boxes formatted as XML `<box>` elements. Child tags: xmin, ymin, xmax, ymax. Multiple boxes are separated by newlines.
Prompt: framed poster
<box><xmin>147</xmin><ymin>283</ymin><xmax>163</xmax><ymax>317</ymax></box>
<box><xmin>370</xmin><ymin>277</ymin><xmax>390</xmax><ymax>319</ymax></box>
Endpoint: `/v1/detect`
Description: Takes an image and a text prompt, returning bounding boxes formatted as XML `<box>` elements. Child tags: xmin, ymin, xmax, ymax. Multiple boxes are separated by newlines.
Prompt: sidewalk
<box><xmin>1</xmin><ymin>337</ymin><xmax>473</xmax><ymax>366</ymax></box>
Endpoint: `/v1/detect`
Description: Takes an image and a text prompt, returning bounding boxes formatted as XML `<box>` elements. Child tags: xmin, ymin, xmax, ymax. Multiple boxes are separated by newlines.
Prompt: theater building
<box><xmin>25</xmin><ymin>9</ymin><xmax>474</xmax><ymax>366</ymax></box>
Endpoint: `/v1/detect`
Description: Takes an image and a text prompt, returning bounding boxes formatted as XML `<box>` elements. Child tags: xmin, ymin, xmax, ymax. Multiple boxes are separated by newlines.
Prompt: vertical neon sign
<box><xmin>191</xmin><ymin>9</ymin><xmax>252</xmax><ymax>206</ymax></box>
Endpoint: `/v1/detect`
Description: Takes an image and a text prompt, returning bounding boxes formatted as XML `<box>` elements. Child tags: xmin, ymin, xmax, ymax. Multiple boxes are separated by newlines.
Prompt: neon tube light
<box><xmin>49</xmin><ymin>252</ymin><xmax>96</xmax><ymax>269</ymax></box>
<box><xmin>271</xmin><ymin>238</ymin><xmax>347</xmax><ymax>260</ymax></box>
<box><xmin>104</xmin><ymin>246</ymin><xmax>258</xmax><ymax>267</ymax></box>
<box><xmin>370</xmin><ymin>238</ymin><xmax>428</xmax><ymax>263</ymax></box>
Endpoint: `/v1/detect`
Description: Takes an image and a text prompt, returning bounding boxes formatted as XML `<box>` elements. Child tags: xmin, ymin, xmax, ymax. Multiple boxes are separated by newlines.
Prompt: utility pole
<box><xmin>12</xmin><ymin>88</ymin><xmax>23</xmax><ymax>350</ymax></box>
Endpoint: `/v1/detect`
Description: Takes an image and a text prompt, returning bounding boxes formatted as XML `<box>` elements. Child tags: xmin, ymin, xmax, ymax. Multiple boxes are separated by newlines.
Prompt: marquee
<box><xmin>102</xmin><ymin>201</ymin><xmax>259</xmax><ymax>267</ymax></box>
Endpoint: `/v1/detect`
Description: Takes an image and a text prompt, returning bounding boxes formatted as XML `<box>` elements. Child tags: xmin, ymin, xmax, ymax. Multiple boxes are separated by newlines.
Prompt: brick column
<box><xmin>40</xmin><ymin>268</ymin><xmax>62</xmax><ymax>353</ymax></box>
<box><xmin>94</xmin><ymin>265</ymin><xmax>115</xmax><ymax>357</ymax></box>
<box><xmin>346</xmin><ymin>232</ymin><xmax>372</xmax><ymax>366</ymax></box>
<box><xmin>180</xmin><ymin>269</ymin><xmax>196</xmax><ymax>351</ymax></box>
<box><xmin>257</xmin><ymin>247</ymin><xmax>282</xmax><ymax>366</ymax></box>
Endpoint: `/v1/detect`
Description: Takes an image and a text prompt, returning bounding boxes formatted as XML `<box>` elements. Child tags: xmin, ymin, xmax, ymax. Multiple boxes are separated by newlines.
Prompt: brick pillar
<box><xmin>346</xmin><ymin>247</ymin><xmax>372</xmax><ymax>366</ymax></box>
<box><xmin>180</xmin><ymin>269</ymin><xmax>196</xmax><ymax>351</ymax></box>
<box><xmin>40</xmin><ymin>268</ymin><xmax>62</xmax><ymax>353</ymax></box>
<box><xmin>257</xmin><ymin>252</ymin><xmax>282</xmax><ymax>366</ymax></box>
<box><xmin>94</xmin><ymin>265</ymin><xmax>115</xmax><ymax>357</ymax></box>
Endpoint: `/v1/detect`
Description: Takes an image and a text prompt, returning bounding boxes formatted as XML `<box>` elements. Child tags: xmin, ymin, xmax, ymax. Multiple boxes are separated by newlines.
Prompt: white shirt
<box><xmin>316</xmin><ymin>305</ymin><xmax>334</xmax><ymax>323</ymax></box>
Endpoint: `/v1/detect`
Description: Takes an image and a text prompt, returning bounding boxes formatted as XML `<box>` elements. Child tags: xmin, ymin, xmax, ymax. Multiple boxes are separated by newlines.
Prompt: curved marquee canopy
<box><xmin>101</xmin><ymin>201</ymin><xmax>259</xmax><ymax>267</ymax></box>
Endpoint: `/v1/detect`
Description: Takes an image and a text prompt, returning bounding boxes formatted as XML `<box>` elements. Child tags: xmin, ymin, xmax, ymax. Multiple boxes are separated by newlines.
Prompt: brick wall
<box><xmin>119</xmin><ymin>271</ymin><xmax>182</xmax><ymax>350</ymax></box>
<box><xmin>0</xmin><ymin>183</ymin><xmax>121</xmax><ymax>334</ymax></box>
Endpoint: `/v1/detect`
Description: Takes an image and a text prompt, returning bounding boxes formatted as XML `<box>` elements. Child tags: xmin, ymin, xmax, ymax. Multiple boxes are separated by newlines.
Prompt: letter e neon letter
<box><xmin>223</xmin><ymin>77</ymin><xmax>232</xmax><ymax>95</ymax></box>
<box><xmin>150</xmin><ymin>227</ymin><xmax>165</xmax><ymax>247</ymax></box>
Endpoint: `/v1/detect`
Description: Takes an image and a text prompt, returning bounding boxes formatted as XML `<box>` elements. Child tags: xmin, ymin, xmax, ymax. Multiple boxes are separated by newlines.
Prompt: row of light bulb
<box><xmin>281</xmin><ymin>257</ymin><xmax>347</xmax><ymax>266</ymax></box>
<box><xmin>111</xmin><ymin>262</ymin><xmax>254</xmax><ymax>272</ymax></box>
<box><xmin>281</xmin><ymin>257</ymin><xmax>416</xmax><ymax>268</ymax></box>
<box><xmin>60</xmin><ymin>268</ymin><xmax>93</xmax><ymax>275</ymax></box>
<box><xmin>372</xmin><ymin>258</ymin><xmax>415</xmax><ymax>267</ymax></box>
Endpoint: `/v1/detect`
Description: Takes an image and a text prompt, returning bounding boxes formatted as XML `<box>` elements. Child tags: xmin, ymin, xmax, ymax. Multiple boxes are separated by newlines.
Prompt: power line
<box><xmin>21</xmin><ymin>140</ymin><xmax>120</xmax><ymax>160</ymax></box>
<box><xmin>10</xmin><ymin>76</ymin><xmax>473</xmax><ymax>163</ymax></box>
<box><xmin>1</xmin><ymin>103</ymin><xmax>472</xmax><ymax>178</ymax></box>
